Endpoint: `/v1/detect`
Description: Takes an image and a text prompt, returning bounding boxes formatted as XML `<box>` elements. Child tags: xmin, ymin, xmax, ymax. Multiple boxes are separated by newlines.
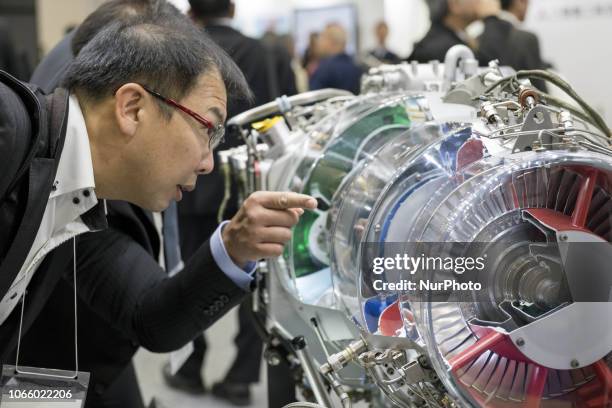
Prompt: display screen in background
<box><xmin>294</xmin><ymin>4</ymin><xmax>358</xmax><ymax>57</ymax></box>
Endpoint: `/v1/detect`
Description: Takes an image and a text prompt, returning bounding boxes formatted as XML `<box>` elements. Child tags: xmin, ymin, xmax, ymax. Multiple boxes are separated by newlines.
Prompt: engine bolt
<box><xmin>264</xmin><ymin>348</ymin><xmax>282</xmax><ymax>366</ymax></box>
<box><xmin>559</xmin><ymin>234</ymin><xmax>568</xmax><ymax>241</ymax></box>
<box><xmin>571</xmin><ymin>359</ymin><xmax>580</xmax><ymax>368</ymax></box>
<box><xmin>516</xmin><ymin>338</ymin><xmax>525</xmax><ymax>347</ymax></box>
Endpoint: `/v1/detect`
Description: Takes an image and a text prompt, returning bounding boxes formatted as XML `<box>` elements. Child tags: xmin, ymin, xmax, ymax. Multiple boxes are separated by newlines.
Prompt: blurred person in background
<box><xmin>478</xmin><ymin>0</ymin><xmax>549</xmax><ymax>90</ymax></box>
<box><xmin>261</xmin><ymin>29</ymin><xmax>298</xmax><ymax>97</ymax></box>
<box><xmin>30</xmin><ymin>28</ymin><xmax>76</xmax><ymax>92</ymax></box>
<box><xmin>279</xmin><ymin>33</ymin><xmax>309</xmax><ymax>93</ymax></box>
<box><xmin>0</xmin><ymin>23</ymin><xmax>30</xmax><ymax>80</ymax></box>
<box><xmin>302</xmin><ymin>31</ymin><xmax>320</xmax><ymax>76</ymax></box>
<box><xmin>499</xmin><ymin>0</ymin><xmax>528</xmax><ymax>25</ymax></box>
<box><xmin>309</xmin><ymin>23</ymin><xmax>363</xmax><ymax>94</ymax></box>
<box><xmin>409</xmin><ymin>0</ymin><xmax>504</xmax><ymax>64</ymax></box>
<box><xmin>369</xmin><ymin>20</ymin><xmax>401</xmax><ymax>64</ymax></box>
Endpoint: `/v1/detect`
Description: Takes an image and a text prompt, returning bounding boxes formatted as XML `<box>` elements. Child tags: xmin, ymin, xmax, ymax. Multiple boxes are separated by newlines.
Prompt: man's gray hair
<box><xmin>63</xmin><ymin>18</ymin><xmax>252</xmax><ymax>118</ymax></box>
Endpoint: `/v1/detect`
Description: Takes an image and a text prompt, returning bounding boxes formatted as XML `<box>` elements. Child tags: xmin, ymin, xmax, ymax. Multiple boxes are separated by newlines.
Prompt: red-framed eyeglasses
<box><xmin>140</xmin><ymin>84</ymin><xmax>225</xmax><ymax>150</ymax></box>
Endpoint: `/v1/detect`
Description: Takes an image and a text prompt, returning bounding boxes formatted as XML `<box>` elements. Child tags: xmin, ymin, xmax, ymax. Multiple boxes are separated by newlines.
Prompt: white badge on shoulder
<box><xmin>0</xmin><ymin>365</ymin><xmax>90</xmax><ymax>408</ymax></box>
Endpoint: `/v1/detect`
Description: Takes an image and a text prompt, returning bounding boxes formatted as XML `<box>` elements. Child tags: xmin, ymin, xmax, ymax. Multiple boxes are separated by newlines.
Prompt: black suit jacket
<box><xmin>17</xmin><ymin>210</ymin><xmax>248</xmax><ymax>399</ymax></box>
<box><xmin>0</xmin><ymin>25</ymin><xmax>30</xmax><ymax>80</ymax></box>
<box><xmin>409</xmin><ymin>21</ymin><xmax>468</xmax><ymax>63</ymax></box>
<box><xmin>1</xmin><ymin>43</ymin><xmax>251</xmax><ymax>402</ymax></box>
<box><xmin>369</xmin><ymin>48</ymin><xmax>402</xmax><ymax>64</ymax></box>
<box><xmin>29</xmin><ymin>30</ymin><xmax>76</xmax><ymax>94</ymax></box>
<box><xmin>264</xmin><ymin>41</ymin><xmax>298</xmax><ymax>98</ymax></box>
<box><xmin>409</xmin><ymin>17</ymin><xmax>512</xmax><ymax>66</ymax></box>
<box><xmin>309</xmin><ymin>53</ymin><xmax>363</xmax><ymax>94</ymax></box>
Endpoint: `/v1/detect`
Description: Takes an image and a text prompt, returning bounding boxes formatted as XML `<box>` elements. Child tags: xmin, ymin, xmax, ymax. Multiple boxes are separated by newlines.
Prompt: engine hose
<box><xmin>483</xmin><ymin>75</ymin><xmax>517</xmax><ymax>95</ymax></box>
<box><xmin>328</xmin><ymin>374</ymin><xmax>352</xmax><ymax>408</ymax></box>
<box><xmin>280</xmin><ymin>372</ymin><xmax>352</xmax><ymax>408</ymax></box>
<box><xmin>535</xmin><ymin>92</ymin><xmax>601</xmax><ymax>131</ymax></box>
<box><xmin>484</xmin><ymin>70</ymin><xmax>611</xmax><ymax>138</ymax></box>
<box><xmin>517</xmin><ymin>70</ymin><xmax>610</xmax><ymax>138</ymax></box>
<box><xmin>281</xmin><ymin>403</ymin><xmax>329</xmax><ymax>408</ymax></box>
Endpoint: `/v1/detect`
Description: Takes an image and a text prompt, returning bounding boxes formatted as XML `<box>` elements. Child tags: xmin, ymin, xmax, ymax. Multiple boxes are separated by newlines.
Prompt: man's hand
<box><xmin>222</xmin><ymin>191</ymin><xmax>318</xmax><ymax>267</ymax></box>
<box><xmin>476</xmin><ymin>0</ymin><xmax>501</xmax><ymax>19</ymax></box>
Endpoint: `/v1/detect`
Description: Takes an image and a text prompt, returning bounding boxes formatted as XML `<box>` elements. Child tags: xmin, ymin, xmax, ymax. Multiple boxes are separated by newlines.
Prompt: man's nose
<box><xmin>197</xmin><ymin>151</ymin><xmax>214</xmax><ymax>175</ymax></box>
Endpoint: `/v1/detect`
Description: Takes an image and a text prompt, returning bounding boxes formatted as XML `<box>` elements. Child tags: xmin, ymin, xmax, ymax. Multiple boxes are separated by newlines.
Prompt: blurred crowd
<box><xmin>244</xmin><ymin>0</ymin><xmax>546</xmax><ymax>96</ymax></box>
<box><xmin>1</xmin><ymin>0</ymin><xmax>546</xmax><ymax>97</ymax></box>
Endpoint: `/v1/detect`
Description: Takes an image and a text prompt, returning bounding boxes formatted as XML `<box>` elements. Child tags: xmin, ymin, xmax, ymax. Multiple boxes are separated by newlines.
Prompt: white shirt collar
<box><xmin>50</xmin><ymin>94</ymin><xmax>96</xmax><ymax>198</ymax></box>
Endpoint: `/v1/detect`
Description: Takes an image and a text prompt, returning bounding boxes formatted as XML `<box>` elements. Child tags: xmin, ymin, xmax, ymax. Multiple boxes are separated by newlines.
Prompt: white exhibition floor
<box><xmin>134</xmin><ymin>307</ymin><xmax>269</xmax><ymax>408</ymax></box>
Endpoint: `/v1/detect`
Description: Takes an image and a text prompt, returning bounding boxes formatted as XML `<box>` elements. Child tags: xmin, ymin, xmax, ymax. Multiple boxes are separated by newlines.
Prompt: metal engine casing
<box><xmin>222</xmin><ymin>46</ymin><xmax>612</xmax><ymax>408</ymax></box>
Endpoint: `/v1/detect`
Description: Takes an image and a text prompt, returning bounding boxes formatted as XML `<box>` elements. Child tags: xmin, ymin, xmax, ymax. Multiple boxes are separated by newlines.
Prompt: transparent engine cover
<box><xmin>329</xmin><ymin>122</ymin><xmax>469</xmax><ymax>328</ymax></box>
<box><xmin>279</xmin><ymin>93</ymin><xmax>433</xmax><ymax>306</ymax></box>
<box><xmin>344</xmin><ymin>123</ymin><xmax>612</xmax><ymax>407</ymax></box>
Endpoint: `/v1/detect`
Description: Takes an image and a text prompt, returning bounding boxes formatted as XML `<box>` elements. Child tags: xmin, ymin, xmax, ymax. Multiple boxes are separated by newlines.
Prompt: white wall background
<box><xmin>384</xmin><ymin>0</ymin><xmax>429</xmax><ymax>58</ymax></box>
<box><xmin>36</xmin><ymin>0</ymin><xmax>106</xmax><ymax>53</ymax></box>
<box><xmin>523</xmin><ymin>0</ymin><xmax>612</xmax><ymax>122</ymax></box>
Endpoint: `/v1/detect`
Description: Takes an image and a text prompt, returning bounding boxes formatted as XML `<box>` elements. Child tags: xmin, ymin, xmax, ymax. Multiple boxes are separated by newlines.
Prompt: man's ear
<box><xmin>114</xmin><ymin>83</ymin><xmax>146</xmax><ymax>138</ymax></box>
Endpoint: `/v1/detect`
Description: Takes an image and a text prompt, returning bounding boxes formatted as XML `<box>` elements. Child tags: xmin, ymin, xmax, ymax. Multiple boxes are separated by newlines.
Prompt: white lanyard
<box><xmin>14</xmin><ymin>237</ymin><xmax>80</xmax><ymax>379</ymax></box>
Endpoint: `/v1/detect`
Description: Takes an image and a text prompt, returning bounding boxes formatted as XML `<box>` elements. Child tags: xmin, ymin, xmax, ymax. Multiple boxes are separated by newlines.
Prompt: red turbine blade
<box><xmin>525</xmin><ymin>365</ymin><xmax>548</xmax><ymax>408</ymax></box>
<box><xmin>449</xmin><ymin>331</ymin><xmax>505</xmax><ymax>372</ymax></box>
<box><xmin>571</xmin><ymin>170</ymin><xmax>598</xmax><ymax>228</ymax></box>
